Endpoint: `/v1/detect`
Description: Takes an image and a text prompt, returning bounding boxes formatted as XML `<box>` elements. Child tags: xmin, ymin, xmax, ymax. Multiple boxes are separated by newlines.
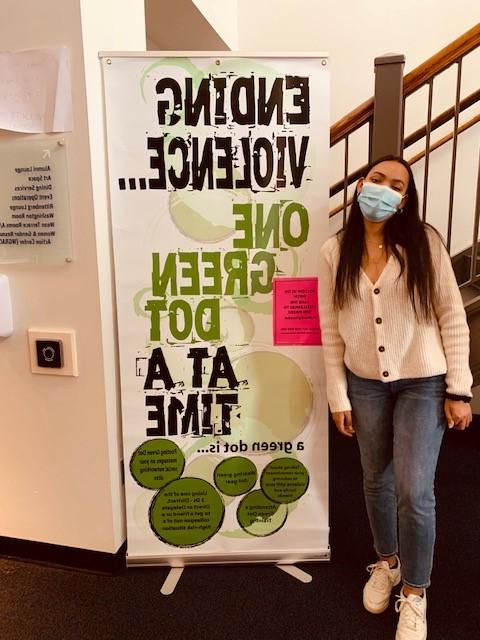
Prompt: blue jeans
<box><xmin>346</xmin><ymin>369</ymin><xmax>447</xmax><ymax>588</ymax></box>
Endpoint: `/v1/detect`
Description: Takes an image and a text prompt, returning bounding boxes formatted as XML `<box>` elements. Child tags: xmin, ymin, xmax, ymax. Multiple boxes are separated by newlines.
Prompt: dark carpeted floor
<box><xmin>0</xmin><ymin>418</ymin><xmax>479</xmax><ymax>640</ymax></box>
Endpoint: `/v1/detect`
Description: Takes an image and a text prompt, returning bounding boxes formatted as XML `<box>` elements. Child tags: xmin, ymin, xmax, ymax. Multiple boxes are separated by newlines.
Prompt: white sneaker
<box><xmin>363</xmin><ymin>556</ymin><xmax>401</xmax><ymax>613</ymax></box>
<box><xmin>395</xmin><ymin>588</ymin><xmax>427</xmax><ymax>640</ymax></box>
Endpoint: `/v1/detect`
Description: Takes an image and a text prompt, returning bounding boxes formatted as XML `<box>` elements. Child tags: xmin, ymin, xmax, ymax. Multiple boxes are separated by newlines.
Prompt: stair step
<box><xmin>452</xmin><ymin>242</ymin><xmax>480</xmax><ymax>285</ymax></box>
<box><xmin>462</xmin><ymin>254</ymin><xmax>480</xmax><ymax>278</ymax></box>
<box><xmin>460</xmin><ymin>283</ymin><xmax>480</xmax><ymax>309</ymax></box>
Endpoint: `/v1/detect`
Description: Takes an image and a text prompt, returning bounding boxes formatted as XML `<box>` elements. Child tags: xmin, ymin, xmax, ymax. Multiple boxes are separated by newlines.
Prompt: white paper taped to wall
<box><xmin>0</xmin><ymin>47</ymin><xmax>73</xmax><ymax>133</ymax></box>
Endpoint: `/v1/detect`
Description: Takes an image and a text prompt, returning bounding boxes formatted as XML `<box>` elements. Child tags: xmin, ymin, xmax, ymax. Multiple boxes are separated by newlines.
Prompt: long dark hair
<box><xmin>334</xmin><ymin>155</ymin><xmax>442</xmax><ymax>322</ymax></box>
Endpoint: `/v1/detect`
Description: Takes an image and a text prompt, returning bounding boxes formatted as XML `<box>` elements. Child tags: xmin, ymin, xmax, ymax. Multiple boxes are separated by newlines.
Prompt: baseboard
<box><xmin>0</xmin><ymin>536</ymin><xmax>127</xmax><ymax>575</ymax></box>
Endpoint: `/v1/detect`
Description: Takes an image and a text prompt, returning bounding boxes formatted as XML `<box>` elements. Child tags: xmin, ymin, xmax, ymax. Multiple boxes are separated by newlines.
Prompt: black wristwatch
<box><xmin>445</xmin><ymin>392</ymin><xmax>472</xmax><ymax>403</ymax></box>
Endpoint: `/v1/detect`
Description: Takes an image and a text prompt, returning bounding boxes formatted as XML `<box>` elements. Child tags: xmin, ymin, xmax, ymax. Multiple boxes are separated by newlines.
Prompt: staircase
<box><xmin>329</xmin><ymin>24</ymin><xmax>480</xmax><ymax>387</ymax></box>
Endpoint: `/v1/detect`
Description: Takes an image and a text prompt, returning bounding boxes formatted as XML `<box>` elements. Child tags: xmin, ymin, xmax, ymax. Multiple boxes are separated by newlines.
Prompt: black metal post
<box><xmin>371</xmin><ymin>53</ymin><xmax>406</xmax><ymax>161</ymax></box>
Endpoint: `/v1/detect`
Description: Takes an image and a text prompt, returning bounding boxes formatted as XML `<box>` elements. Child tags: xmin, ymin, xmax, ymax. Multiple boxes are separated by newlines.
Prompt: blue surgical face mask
<box><xmin>357</xmin><ymin>182</ymin><xmax>403</xmax><ymax>222</ymax></box>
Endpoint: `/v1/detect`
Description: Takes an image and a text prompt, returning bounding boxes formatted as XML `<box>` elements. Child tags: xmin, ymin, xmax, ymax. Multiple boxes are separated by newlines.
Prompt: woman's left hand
<box><xmin>444</xmin><ymin>399</ymin><xmax>473</xmax><ymax>430</ymax></box>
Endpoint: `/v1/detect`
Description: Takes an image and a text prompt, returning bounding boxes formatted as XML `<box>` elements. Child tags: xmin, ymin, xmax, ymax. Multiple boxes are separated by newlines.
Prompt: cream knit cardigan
<box><xmin>318</xmin><ymin>228</ymin><xmax>473</xmax><ymax>413</ymax></box>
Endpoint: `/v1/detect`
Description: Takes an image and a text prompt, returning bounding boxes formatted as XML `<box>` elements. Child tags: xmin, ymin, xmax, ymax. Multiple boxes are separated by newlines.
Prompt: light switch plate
<box><xmin>28</xmin><ymin>328</ymin><xmax>78</xmax><ymax>376</ymax></box>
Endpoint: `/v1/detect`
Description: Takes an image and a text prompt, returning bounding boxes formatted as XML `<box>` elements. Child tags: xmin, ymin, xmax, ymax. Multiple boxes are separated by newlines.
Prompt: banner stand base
<box><xmin>161</xmin><ymin>567</ymin><xmax>184</xmax><ymax>595</ymax></box>
<box><xmin>159</xmin><ymin>563</ymin><xmax>313</xmax><ymax>596</ymax></box>
<box><xmin>276</xmin><ymin>564</ymin><xmax>312</xmax><ymax>583</ymax></box>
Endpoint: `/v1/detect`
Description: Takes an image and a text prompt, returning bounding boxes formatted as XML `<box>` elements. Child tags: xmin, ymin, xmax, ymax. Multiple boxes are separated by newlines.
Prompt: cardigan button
<box><xmin>375</xmin><ymin>317</ymin><xmax>382</xmax><ymax>324</ymax></box>
<box><xmin>378</xmin><ymin>345</ymin><xmax>385</xmax><ymax>352</ymax></box>
<box><xmin>373</xmin><ymin>288</ymin><xmax>380</xmax><ymax>294</ymax></box>
<box><xmin>382</xmin><ymin>371</ymin><xmax>389</xmax><ymax>377</ymax></box>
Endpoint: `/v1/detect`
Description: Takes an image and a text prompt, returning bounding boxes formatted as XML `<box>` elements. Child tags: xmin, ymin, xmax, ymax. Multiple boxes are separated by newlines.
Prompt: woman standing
<box><xmin>318</xmin><ymin>155</ymin><xmax>473</xmax><ymax>640</ymax></box>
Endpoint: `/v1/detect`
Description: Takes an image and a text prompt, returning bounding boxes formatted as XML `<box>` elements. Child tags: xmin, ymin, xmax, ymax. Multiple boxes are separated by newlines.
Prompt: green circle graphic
<box><xmin>130</xmin><ymin>439</ymin><xmax>185</xmax><ymax>490</ymax></box>
<box><xmin>260</xmin><ymin>458</ymin><xmax>309</xmax><ymax>504</ymax></box>
<box><xmin>185</xmin><ymin>454</ymin><xmax>223</xmax><ymax>483</ymax></box>
<box><xmin>214</xmin><ymin>457</ymin><xmax>257</xmax><ymax>496</ymax></box>
<box><xmin>149</xmin><ymin>477</ymin><xmax>225</xmax><ymax>547</ymax></box>
<box><xmin>237</xmin><ymin>490</ymin><xmax>288</xmax><ymax>537</ymax></box>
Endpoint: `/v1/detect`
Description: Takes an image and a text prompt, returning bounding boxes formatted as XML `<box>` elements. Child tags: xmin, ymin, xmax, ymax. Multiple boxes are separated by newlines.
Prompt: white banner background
<box><xmin>102</xmin><ymin>54</ymin><xmax>330</xmax><ymax>565</ymax></box>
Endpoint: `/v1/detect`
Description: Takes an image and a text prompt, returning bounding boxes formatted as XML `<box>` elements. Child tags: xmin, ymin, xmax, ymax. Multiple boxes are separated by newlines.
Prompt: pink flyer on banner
<box><xmin>273</xmin><ymin>277</ymin><xmax>322</xmax><ymax>346</ymax></box>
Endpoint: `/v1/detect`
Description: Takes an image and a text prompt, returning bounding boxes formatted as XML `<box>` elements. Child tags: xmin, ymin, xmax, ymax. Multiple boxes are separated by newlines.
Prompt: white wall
<box><xmin>238</xmin><ymin>1</ymin><xmax>479</xmax><ymax>120</ymax></box>
<box><xmin>236</xmin><ymin>1</ymin><xmax>480</xmax><ymax>252</ymax></box>
<box><xmin>0</xmin><ymin>0</ymin><xmax>145</xmax><ymax>553</ymax></box>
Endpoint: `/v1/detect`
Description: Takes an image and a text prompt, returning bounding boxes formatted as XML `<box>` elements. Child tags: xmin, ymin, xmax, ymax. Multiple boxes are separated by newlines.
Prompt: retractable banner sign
<box><xmin>102</xmin><ymin>53</ymin><xmax>330</xmax><ymax>565</ymax></box>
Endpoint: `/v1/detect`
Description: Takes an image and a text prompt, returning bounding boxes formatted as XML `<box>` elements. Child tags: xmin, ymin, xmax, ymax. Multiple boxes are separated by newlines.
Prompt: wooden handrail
<box><xmin>330</xmin><ymin>97</ymin><xmax>373</xmax><ymax>147</ymax></box>
<box><xmin>403</xmin><ymin>89</ymin><xmax>480</xmax><ymax>150</ymax></box>
<box><xmin>330</xmin><ymin>23</ymin><xmax>480</xmax><ymax>146</ymax></box>
<box><xmin>407</xmin><ymin>112</ymin><xmax>480</xmax><ymax>165</ymax></box>
<box><xmin>330</xmin><ymin>165</ymin><xmax>366</xmax><ymax>198</ymax></box>
<box><xmin>403</xmin><ymin>23</ymin><xmax>480</xmax><ymax>98</ymax></box>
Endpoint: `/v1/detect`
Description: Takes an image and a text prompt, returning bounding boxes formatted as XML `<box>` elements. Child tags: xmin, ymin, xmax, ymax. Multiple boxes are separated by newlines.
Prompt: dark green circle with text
<box><xmin>237</xmin><ymin>489</ymin><xmax>288</xmax><ymax>537</ymax></box>
<box><xmin>149</xmin><ymin>477</ymin><xmax>225</xmax><ymax>547</ymax></box>
<box><xmin>214</xmin><ymin>457</ymin><xmax>257</xmax><ymax>496</ymax></box>
<box><xmin>130</xmin><ymin>439</ymin><xmax>185</xmax><ymax>490</ymax></box>
<box><xmin>260</xmin><ymin>458</ymin><xmax>309</xmax><ymax>503</ymax></box>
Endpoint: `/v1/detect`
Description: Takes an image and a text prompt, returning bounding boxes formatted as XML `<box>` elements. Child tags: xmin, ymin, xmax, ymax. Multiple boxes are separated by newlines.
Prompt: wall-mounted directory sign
<box><xmin>0</xmin><ymin>137</ymin><xmax>72</xmax><ymax>264</ymax></box>
<box><xmin>102</xmin><ymin>53</ymin><xmax>330</xmax><ymax>567</ymax></box>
